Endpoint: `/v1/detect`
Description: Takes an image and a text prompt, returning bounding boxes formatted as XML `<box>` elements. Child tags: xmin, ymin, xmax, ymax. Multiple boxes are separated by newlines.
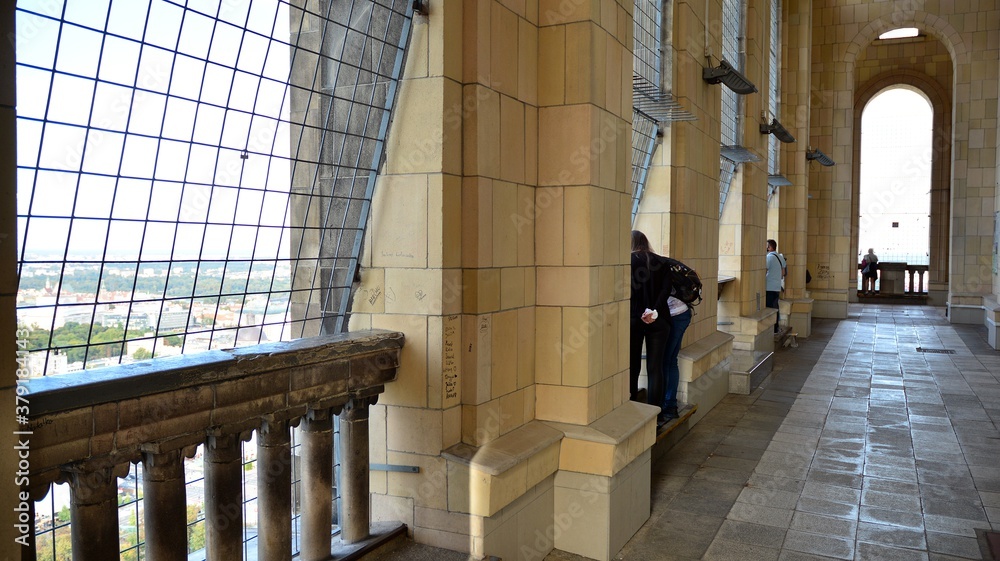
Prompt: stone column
<box><xmin>339</xmin><ymin>397</ymin><xmax>373</xmax><ymax>543</ymax></box>
<box><xmin>67</xmin><ymin>468</ymin><xmax>120</xmax><ymax>561</ymax></box>
<box><xmin>778</xmin><ymin>0</ymin><xmax>814</xmax><ymax>335</ymax></box>
<box><xmin>299</xmin><ymin>409</ymin><xmax>332</xmax><ymax>560</ymax></box>
<box><xmin>257</xmin><ymin>419</ymin><xmax>292</xmax><ymax>561</ymax></box>
<box><xmin>534</xmin><ymin>0</ymin><xmax>632</xmax><ymax>427</ymax></box>
<box><xmin>142</xmin><ymin>450</ymin><xmax>187</xmax><ymax>561</ymax></box>
<box><xmin>205</xmin><ymin>433</ymin><xmax>243</xmax><ymax>560</ymax></box>
<box><xmin>1</xmin><ymin>0</ymin><xmax>21</xmax><ymax>554</ymax></box>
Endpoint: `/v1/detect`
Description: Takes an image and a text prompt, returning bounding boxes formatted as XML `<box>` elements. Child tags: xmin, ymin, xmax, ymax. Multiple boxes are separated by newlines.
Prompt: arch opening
<box><xmin>857</xmin><ymin>86</ymin><xmax>932</xmax><ymax>294</ymax></box>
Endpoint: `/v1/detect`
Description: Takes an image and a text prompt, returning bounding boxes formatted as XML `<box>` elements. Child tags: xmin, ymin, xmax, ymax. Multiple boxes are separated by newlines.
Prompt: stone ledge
<box><xmin>543</xmin><ymin>400</ymin><xmax>657</xmax><ymax>446</ymax></box>
<box><xmin>26</xmin><ymin>329</ymin><xmax>404</xmax><ymax>415</ymax></box>
<box><xmin>442</xmin><ymin>421</ymin><xmax>562</xmax><ymax>475</ymax></box>
<box><xmin>678</xmin><ymin>330</ymin><xmax>734</xmax><ymax>382</ymax></box>
<box><xmin>443</xmin><ymin>421</ymin><xmax>562</xmax><ymax>517</ymax></box>
<box><xmin>546</xmin><ymin>401</ymin><xmax>658</xmax><ymax>477</ymax></box>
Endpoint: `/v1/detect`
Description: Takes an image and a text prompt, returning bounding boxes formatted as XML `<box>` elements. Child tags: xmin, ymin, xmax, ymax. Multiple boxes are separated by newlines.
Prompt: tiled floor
<box><xmin>386</xmin><ymin>304</ymin><xmax>1000</xmax><ymax>560</ymax></box>
<box><xmin>598</xmin><ymin>304</ymin><xmax>1000</xmax><ymax>560</ymax></box>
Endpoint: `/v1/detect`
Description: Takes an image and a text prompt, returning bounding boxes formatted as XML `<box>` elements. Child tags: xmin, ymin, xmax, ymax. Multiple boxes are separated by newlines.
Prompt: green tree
<box><xmin>187</xmin><ymin>504</ymin><xmax>205</xmax><ymax>552</ymax></box>
<box><xmin>133</xmin><ymin>348</ymin><xmax>152</xmax><ymax>360</ymax></box>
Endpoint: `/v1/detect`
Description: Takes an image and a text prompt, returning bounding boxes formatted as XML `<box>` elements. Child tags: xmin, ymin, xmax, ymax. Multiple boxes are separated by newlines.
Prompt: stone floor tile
<box><xmin>924</xmin><ymin>531</ymin><xmax>983</xmax><ymax>559</ymax></box>
<box><xmin>790</xmin><ymin>511</ymin><xmax>857</xmax><ymax>538</ymax></box>
<box><xmin>715</xmin><ymin>519</ymin><xmax>787</xmax><ymax>549</ymax></box>
<box><xmin>856</xmin><ymin>521</ymin><xmax>927</xmax><ymax>549</ymax></box>
<box><xmin>853</xmin><ymin>542</ymin><xmax>929</xmax><ymax>561</ymax></box>
<box><xmin>736</xmin><ymin>487</ymin><xmax>801</xmax><ymax>510</ymax></box>
<box><xmin>857</xmin><ymin>505</ymin><xmax>924</xmax><ymax>530</ymax></box>
<box><xmin>782</xmin><ymin>529</ymin><xmax>854</xmax><ymax>560</ymax></box>
<box><xmin>702</xmin><ymin>538</ymin><xmax>780</xmax><ymax>561</ymax></box>
<box><xmin>860</xmin><ymin>488</ymin><xmax>921</xmax><ymax>511</ymax></box>
<box><xmin>726</xmin><ymin>502</ymin><xmax>794</xmax><ymax>529</ymax></box>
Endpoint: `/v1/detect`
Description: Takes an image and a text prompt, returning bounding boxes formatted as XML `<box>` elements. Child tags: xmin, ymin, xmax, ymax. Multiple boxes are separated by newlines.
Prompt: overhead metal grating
<box><xmin>721</xmin><ymin>146</ymin><xmax>761</xmax><ymax>163</ymax></box>
<box><xmin>915</xmin><ymin>347</ymin><xmax>955</xmax><ymax>354</ymax></box>
<box><xmin>633</xmin><ymin>76</ymin><xmax>697</xmax><ymax>123</ymax></box>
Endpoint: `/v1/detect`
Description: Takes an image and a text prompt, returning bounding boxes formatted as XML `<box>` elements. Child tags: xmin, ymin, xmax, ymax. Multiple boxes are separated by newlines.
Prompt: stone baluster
<box><xmin>205</xmin><ymin>432</ymin><xmax>244</xmax><ymax>560</ymax></box>
<box><xmin>142</xmin><ymin>450</ymin><xmax>188</xmax><ymax>561</ymax></box>
<box><xmin>907</xmin><ymin>268</ymin><xmax>916</xmax><ymax>294</ymax></box>
<box><xmin>258</xmin><ymin>418</ymin><xmax>292</xmax><ymax>561</ymax></box>
<box><xmin>918</xmin><ymin>269</ymin><xmax>926</xmax><ymax>293</ymax></box>
<box><xmin>340</xmin><ymin>396</ymin><xmax>375</xmax><ymax>544</ymax></box>
<box><xmin>299</xmin><ymin>408</ymin><xmax>333</xmax><ymax>560</ymax></box>
<box><xmin>67</xmin><ymin>467</ymin><xmax>120</xmax><ymax>561</ymax></box>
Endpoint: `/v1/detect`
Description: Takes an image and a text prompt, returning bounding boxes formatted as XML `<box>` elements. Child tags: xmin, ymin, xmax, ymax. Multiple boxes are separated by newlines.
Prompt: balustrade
<box><xmin>23</xmin><ymin>329</ymin><xmax>403</xmax><ymax>560</ymax></box>
<box><xmin>857</xmin><ymin>263</ymin><xmax>929</xmax><ymax>294</ymax></box>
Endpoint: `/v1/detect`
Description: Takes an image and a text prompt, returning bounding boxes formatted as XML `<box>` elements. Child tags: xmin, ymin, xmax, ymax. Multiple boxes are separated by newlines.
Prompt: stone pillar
<box><xmin>534</xmin><ymin>0</ymin><xmax>631</xmax><ymax>427</ymax></box>
<box><xmin>339</xmin><ymin>397</ymin><xmax>372</xmax><ymax>543</ymax></box>
<box><xmin>300</xmin><ymin>409</ymin><xmax>333</xmax><ymax>560</ymax></box>
<box><xmin>779</xmin><ymin>0</ymin><xmax>814</xmax><ymax>335</ymax></box>
<box><xmin>257</xmin><ymin>419</ymin><xmax>292</xmax><ymax>561</ymax></box>
<box><xmin>67</xmin><ymin>468</ymin><xmax>120</xmax><ymax>561</ymax></box>
<box><xmin>205</xmin><ymin>433</ymin><xmax>243</xmax><ymax>560</ymax></box>
<box><xmin>142</xmin><ymin>450</ymin><xmax>188</xmax><ymax>561</ymax></box>
<box><xmin>1</xmin><ymin>0</ymin><xmax>21</xmax><ymax>555</ymax></box>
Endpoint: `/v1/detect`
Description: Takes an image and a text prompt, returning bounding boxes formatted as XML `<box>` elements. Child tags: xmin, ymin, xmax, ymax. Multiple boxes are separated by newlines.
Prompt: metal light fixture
<box><xmin>760</xmin><ymin>118</ymin><xmax>795</xmax><ymax>143</ymax></box>
<box><xmin>806</xmin><ymin>147</ymin><xmax>835</xmax><ymax>166</ymax></box>
<box><xmin>702</xmin><ymin>59</ymin><xmax>758</xmax><ymax>95</ymax></box>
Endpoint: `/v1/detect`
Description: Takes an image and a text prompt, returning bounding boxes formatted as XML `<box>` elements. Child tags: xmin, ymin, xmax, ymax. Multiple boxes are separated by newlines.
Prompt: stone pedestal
<box><xmin>553</xmin><ymin>450</ymin><xmax>652</xmax><ymax>561</ymax></box>
<box><xmin>878</xmin><ymin>262</ymin><xmax>907</xmax><ymax>295</ymax></box>
<box><xmin>786</xmin><ymin>298</ymin><xmax>814</xmax><ymax>338</ymax></box>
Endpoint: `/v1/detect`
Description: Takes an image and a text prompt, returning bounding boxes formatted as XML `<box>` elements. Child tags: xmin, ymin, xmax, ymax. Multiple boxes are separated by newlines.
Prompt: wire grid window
<box><xmin>719</xmin><ymin>157</ymin><xmax>737</xmax><ymax>217</ymax></box>
<box><xmin>633</xmin><ymin>0</ymin><xmax>661</xmax><ymax>89</ymax></box>
<box><xmin>719</xmin><ymin>0</ymin><xmax>741</xmax><ymax>147</ymax></box>
<box><xmin>630</xmin><ymin>110</ymin><xmax>659</xmax><ymax>221</ymax></box>
<box><xmin>14</xmin><ymin>0</ymin><xmax>413</xmax><ymax>376</ymax></box>
<box><xmin>767</xmin><ymin>0</ymin><xmax>780</xmax><ymax>174</ymax></box>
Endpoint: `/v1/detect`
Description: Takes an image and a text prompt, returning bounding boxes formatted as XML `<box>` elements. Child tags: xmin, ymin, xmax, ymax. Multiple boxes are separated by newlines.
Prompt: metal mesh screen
<box><xmin>631</xmin><ymin>110</ymin><xmax>659</xmax><ymax>221</ymax></box>
<box><xmin>634</xmin><ymin>0</ymin><xmax>661</xmax><ymax>89</ymax></box>
<box><xmin>14</xmin><ymin>0</ymin><xmax>413</xmax><ymax>375</ymax></box>
<box><xmin>719</xmin><ymin>156</ymin><xmax>738</xmax><ymax>218</ymax></box>
<box><xmin>768</xmin><ymin>0</ymin><xmax>780</xmax><ymax>174</ymax></box>
<box><xmin>719</xmin><ymin>0</ymin><xmax>740</xmax><ymax>147</ymax></box>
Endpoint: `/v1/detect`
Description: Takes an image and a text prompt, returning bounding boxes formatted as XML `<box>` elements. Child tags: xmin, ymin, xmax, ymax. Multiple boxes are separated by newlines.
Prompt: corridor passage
<box><xmin>610</xmin><ymin>304</ymin><xmax>1000</xmax><ymax>560</ymax></box>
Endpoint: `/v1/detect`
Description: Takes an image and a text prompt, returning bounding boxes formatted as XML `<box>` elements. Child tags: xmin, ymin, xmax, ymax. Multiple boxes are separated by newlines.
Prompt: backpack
<box><xmin>664</xmin><ymin>257</ymin><xmax>703</xmax><ymax>306</ymax></box>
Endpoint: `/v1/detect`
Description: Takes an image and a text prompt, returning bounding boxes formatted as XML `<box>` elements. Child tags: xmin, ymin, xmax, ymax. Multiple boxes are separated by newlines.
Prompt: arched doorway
<box><xmin>851</xmin><ymin>68</ymin><xmax>952</xmax><ymax>305</ymax></box>
<box><xmin>857</xmin><ymin>87</ymin><xmax>932</xmax><ymax>295</ymax></box>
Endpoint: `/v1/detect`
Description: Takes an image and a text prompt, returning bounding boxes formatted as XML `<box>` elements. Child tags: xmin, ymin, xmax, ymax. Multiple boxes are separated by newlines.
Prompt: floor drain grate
<box><xmin>916</xmin><ymin>347</ymin><xmax>955</xmax><ymax>354</ymax></box>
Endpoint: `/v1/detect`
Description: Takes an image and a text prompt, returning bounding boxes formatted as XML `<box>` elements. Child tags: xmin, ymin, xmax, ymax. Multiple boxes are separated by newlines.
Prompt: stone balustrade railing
<box><xmin>20</xmin><ymin>329</ymin><xmax>404</xmax><ymax>561</ymax></box>
<box><xmin>857</xmin><ymin>262</ymin><xmax>930</xmax><ymax>294</ymax></box>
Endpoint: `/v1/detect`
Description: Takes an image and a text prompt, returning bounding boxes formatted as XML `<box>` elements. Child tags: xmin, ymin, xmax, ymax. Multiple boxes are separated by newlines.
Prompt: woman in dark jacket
<box><xmin>630</xmin><ymin>230</ymin><xmax>672</xmax><ymax>426</ymax></box>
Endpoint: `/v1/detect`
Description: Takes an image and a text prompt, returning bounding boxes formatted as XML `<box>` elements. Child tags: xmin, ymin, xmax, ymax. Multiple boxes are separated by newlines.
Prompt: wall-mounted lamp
<box><xmin>806</xmin><ymin>147</ymin><xmax>835</xmax><ymax>166</ymax></box>
<box><xmin>760</xmin><ymin>119</ymin><xmax>795</xmax><ymax>143</ymax></box>
<box><xmin>702</xmin><ymin>59</ymin><xmax>758</xmax><ymax>95</ymax></box>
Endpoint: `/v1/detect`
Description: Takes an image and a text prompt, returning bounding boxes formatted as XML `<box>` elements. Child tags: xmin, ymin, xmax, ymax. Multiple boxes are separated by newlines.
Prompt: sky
<box><xmin>16</xmin><ymin>0</ymin><xmax>294</xmax><ymax>261</ymax></box>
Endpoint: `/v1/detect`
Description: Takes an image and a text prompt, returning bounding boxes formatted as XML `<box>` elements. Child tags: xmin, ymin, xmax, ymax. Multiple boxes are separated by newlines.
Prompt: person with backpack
<box><xmin>660</xmin><ymin>271</ymin><xmax>693</xmax><ymax>422</ymax></box>
<box><xmin>861</xmin><ymin>248</ymin><xmax>879</xmax><ymax>295</ymax></box>
<box><xmin>766</xmin><ymin>239</ymin><xmax>786</xmax><ymax>333</ymax></box>
<box><xmin>630</xmin><ymin>230</ymin><xmax>672</xmax><ymax>428</ymax></box>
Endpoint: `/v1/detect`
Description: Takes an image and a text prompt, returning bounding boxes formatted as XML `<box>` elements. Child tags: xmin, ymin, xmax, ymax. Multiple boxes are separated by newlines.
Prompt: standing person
<box><xmin>630</xmin><ymin>230</ymin><xmax>672</xmax><ymax>427</ymax></box>
<box><xmin>861</xmin><ymin>248</ymin><xmax>879</xmax><ymax>295</ymax></box>
<box><xmin>765</xmin><ymin>239</ymin><xmax>786</xmax><ymax>334</ymax></box>
<box><xmin>660</xmin><ymin>290</ymin><xmax>691</xmax><ymax>422</ymax></box>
